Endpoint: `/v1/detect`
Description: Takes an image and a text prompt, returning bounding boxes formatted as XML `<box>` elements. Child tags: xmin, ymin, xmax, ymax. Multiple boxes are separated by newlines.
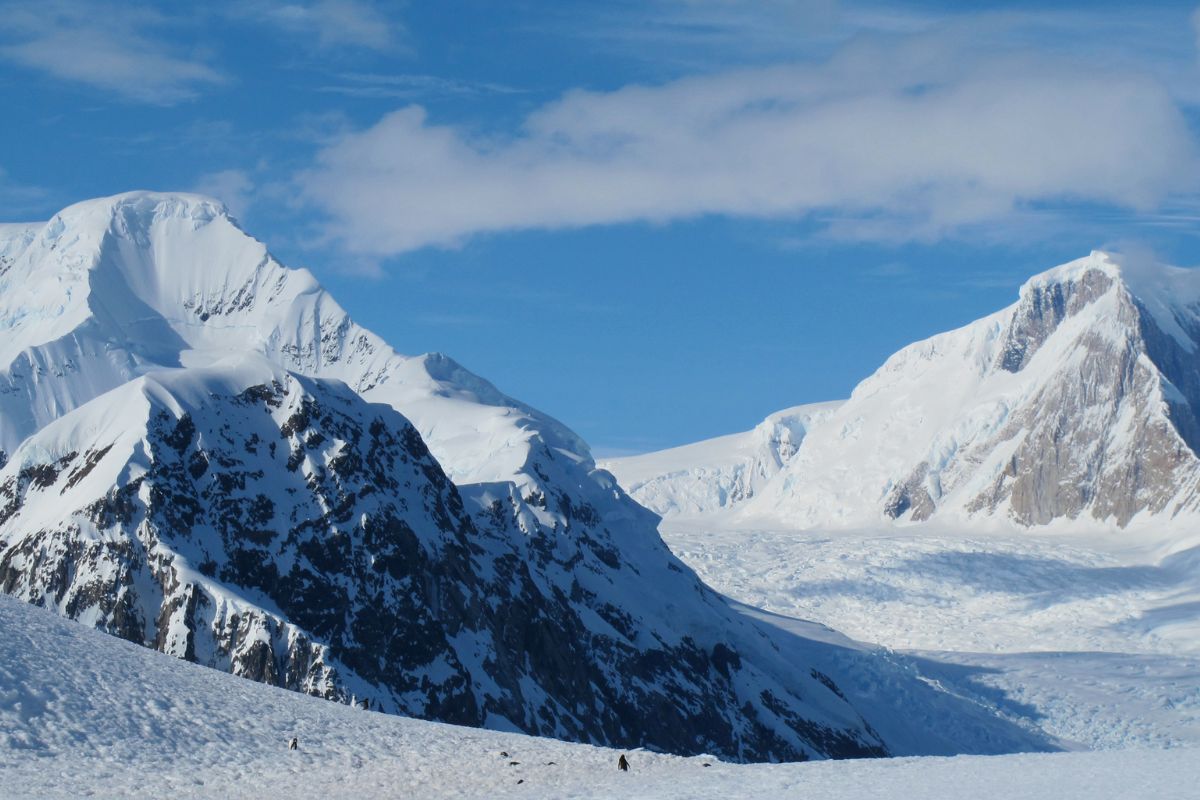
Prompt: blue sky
<box><xmin>4</xmin><ymin>1</ymin><xmax>1200</xmax><ymax>454</ymax></box>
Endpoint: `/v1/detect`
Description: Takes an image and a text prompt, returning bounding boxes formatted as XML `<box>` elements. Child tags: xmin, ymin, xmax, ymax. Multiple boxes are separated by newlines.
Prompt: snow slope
<box><xmin>4</xmin><ymin>591</ymin><xmax>1197</xmax><ymax>800</ymax></box>
<box><xmin>600</xmin><ymin>402</ymin><xmax>840</xmax><ymax>518</ymax></box>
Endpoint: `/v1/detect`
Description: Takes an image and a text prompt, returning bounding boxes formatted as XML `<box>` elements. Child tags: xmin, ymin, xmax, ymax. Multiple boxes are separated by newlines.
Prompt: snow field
<box><xmin>661</xmin><ymin>523</ymin><xmax>1200</xmax><ymax>750</ymax></box>
<box><xmin>2</xmin><ymin>594</ymin><xmax>1197</xmax><ymax>800</ymax></box>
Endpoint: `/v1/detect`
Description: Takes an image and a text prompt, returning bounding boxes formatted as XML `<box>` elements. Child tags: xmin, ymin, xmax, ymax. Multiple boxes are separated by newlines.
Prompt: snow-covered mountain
<box><xmin>600</xmin><ymin>403</ymin><xmax>840</xmax><ymax>518</ymax></box>
<box><xmin>624</xmin><ymin>251</ymin><xmax>1200</xmax><ymax>531</ymax></box>
<box><xmin>0</xmin><ymin>192</ymin><xmax>1039</xmax><ymax>762</ymax></box>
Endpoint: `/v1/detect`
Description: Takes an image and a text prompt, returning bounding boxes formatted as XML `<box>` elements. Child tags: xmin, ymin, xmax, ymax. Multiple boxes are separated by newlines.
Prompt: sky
<box><xmin>4</xmin><ymin>1</ymin><xmax>1200</xmax><ymax>455</ymax></box>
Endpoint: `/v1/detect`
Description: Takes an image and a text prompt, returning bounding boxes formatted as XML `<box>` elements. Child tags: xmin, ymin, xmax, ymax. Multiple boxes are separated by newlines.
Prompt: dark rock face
<box><xmin>0</xmin><ymin>371</ymin><xmax>891</xmax><ymax>762</ymax></box>
<box><xmin>995</xmin><ymin>269</ymin><xmax>1114</xmax><ymax>373</ymax></box>
<box><xmin>1135</xmin><ymin>299</ymin><xmax>1200</xmax><ymax>457</ymax></box>
<box><xmin>884</xmin><ymin>462</ymin><xmax>936</xmax><ymax>522</ymax></box>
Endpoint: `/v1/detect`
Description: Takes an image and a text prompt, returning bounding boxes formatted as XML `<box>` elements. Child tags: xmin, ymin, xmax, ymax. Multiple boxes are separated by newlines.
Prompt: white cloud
<box><xmin>297</xmin><ymin>30</ymin><xmax>1199</xmax><ymax>256</ymax></box>
<box><xmin>244</xmin><ymin>1</ymin><xmax>402</xmax><ymax>51</ymax></box>
<box><xmin>0</xmin><ymin>1</ymin><xmax>223</xmax><ymax>104</ymax></box>
<box><xmin>318</xmin><ymin>73</ymin><xmax>521</xmax><ymax>100</ymax></box>
<box><xmin>192</xmin><ymin>169</ymin><xmax>255</xmax><ymax>221</ymax></box>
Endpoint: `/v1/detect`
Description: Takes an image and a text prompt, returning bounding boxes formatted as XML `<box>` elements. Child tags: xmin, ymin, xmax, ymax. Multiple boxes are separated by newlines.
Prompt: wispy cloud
<box><xmin>192</xmin><ymin>169</ymin><xmax>255</xmax><ymax>221</ymax></box>
<box><xmin>561</xmin><ymin>0</ymin><xmax>844</xmax><ymax>68</ymax></box>
<box><xmin>863</xmin><ymin>262</ymin><xmax>913</xmax><ymax>280</ymax></box>
<box><xmin>317</xmin><ymin>72</ymin><xmax>522</xmax><ymax>100</ymax></box>
<box><xmin>237</xmin><ymin>0</ymin><xmax>405</xmax><ymax>52</ymax></box>
<box><xmin>297</xmin><ymin>22</ymin><xmax>1199</xmax><ymax>256</ymax></box>
<box><xmin>0</xmin><ymin>1</ymin><xmax>223</xmax><ymax>104</ymax></box>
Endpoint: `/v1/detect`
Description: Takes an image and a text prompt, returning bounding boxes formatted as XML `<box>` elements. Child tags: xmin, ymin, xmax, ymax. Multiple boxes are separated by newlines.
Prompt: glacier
<box><xmin>599</xmin><ymin>402</ymin><xmax>840</xmax><ymax>519</ymax></box>
<box><xmin>603</xmin><ymin>250</ymin><xmax>1200</xmax><ymax>752</ymax></box>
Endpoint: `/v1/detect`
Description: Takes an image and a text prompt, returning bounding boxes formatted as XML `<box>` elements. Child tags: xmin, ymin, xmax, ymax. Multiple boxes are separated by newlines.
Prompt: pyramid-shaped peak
<box><xmin>11</xmin><ymin>190</ymin><xmax>267</xmax><ymax>297</ymax></box>
<box><xmin>1021</xmin><ymin>250</ymin><xmax>1200</xmax><ymax>309</ymax></box>
<box><xmin>23</xmin><ymin>190</ymin><xmax>299</xmax><ymax>316</ymax></box>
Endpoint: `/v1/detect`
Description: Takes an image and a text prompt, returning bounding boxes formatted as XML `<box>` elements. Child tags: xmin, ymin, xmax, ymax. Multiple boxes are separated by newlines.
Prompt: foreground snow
<box><xmin>3</xmin><ymin>595</ymin><xmax>1196</xmax><ymax>800</ymax></box>
<box><xmin>662</xmin><ymin>523</ymin><xmax>1200</xmax><ymax>750</ymax></box>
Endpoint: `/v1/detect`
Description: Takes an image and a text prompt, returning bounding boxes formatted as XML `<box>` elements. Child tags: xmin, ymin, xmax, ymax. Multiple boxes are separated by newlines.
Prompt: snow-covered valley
<box><xmin>659</xmin><ymin>523</ymin><xmax>1200</xmax><ymax>753</ymax></box>
<box><xmin>4</xmin><ymin>588</ymin><xmax>1199</xmax><ymax>800</ymax></box>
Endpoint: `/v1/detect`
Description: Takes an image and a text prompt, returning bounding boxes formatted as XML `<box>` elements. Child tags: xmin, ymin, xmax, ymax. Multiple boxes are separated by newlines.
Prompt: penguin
<box><xmin>288</xmin><ymin>737</ymin><xmax>298</xmax><ymax>751</ymax></box>
<box><xmin>617</xmin><ymin>754</ymin><xmax>630</xmax><ymax>772</ymax></box>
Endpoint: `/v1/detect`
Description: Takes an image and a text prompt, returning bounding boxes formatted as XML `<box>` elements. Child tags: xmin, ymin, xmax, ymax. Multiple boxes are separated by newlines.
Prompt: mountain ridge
<box><xmin>599</xmin><ymin>402</ymin><xmax>841</xmax><ymax>518</ymax></box>
<box><xmin>608</xmin><ymin>251</ymin><xmax>1200</xmax><ymax>532</ymax></box>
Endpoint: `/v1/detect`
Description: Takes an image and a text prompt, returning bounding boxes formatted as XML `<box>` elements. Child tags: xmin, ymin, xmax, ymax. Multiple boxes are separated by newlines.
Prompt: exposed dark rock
<box><xmin>64</xmin><ymin>445</ymin><xmax>113</xmax><ymax>491</ymax></box>
<box><xmin>0</xmin><ymin>372</ymin><xmax>905</xmax><ymax>762</ymax></box>
<box><xmin>884</xmin><ymin>462</ymin><xmax>936</xmax><ymax>522</ymax></box>
<box><xmin>996</xmin><ymin>269</ymin><xmax>1114</xmax><ymax>373</ymax></box>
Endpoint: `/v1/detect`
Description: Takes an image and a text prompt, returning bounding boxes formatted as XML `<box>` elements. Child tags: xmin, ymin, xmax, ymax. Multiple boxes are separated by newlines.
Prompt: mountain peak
<box><xmin>53</xmin><ymin>190</ymin><xmax>232</xmax><ymax>230</ymax></box>
<box><xmin>0</xmin><ymin>189</ymin><xmax>302</xmax><ymax>398</ymax></box>
<box><xmin>1023</xmin><ymin>250</ymin><xmax>1200</xmax><ymax>320</ymax></box>
<box><xmin>722</xmin><ymin>250</ymin><xmax>1200</xmax><ymax>530</ymax></box>
<box><xmin>1021</xmin><ymin>250</ymin><xmax>1120</xmax><ymax>292</ymax></box>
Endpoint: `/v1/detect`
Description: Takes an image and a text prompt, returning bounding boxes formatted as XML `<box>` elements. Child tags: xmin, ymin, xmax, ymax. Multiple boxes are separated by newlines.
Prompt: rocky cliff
<box><xmin>737</xmin><ymin>251</ymin><xmax>1200</xmax><ymax>529</ymax></box>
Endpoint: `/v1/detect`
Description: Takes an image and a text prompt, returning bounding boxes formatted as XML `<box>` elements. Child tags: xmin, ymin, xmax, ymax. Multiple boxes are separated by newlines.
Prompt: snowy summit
<box><xmin>608</xmin><ymin>251</ymin><xmax>1200</xmax><ymax>534</ymax></box>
